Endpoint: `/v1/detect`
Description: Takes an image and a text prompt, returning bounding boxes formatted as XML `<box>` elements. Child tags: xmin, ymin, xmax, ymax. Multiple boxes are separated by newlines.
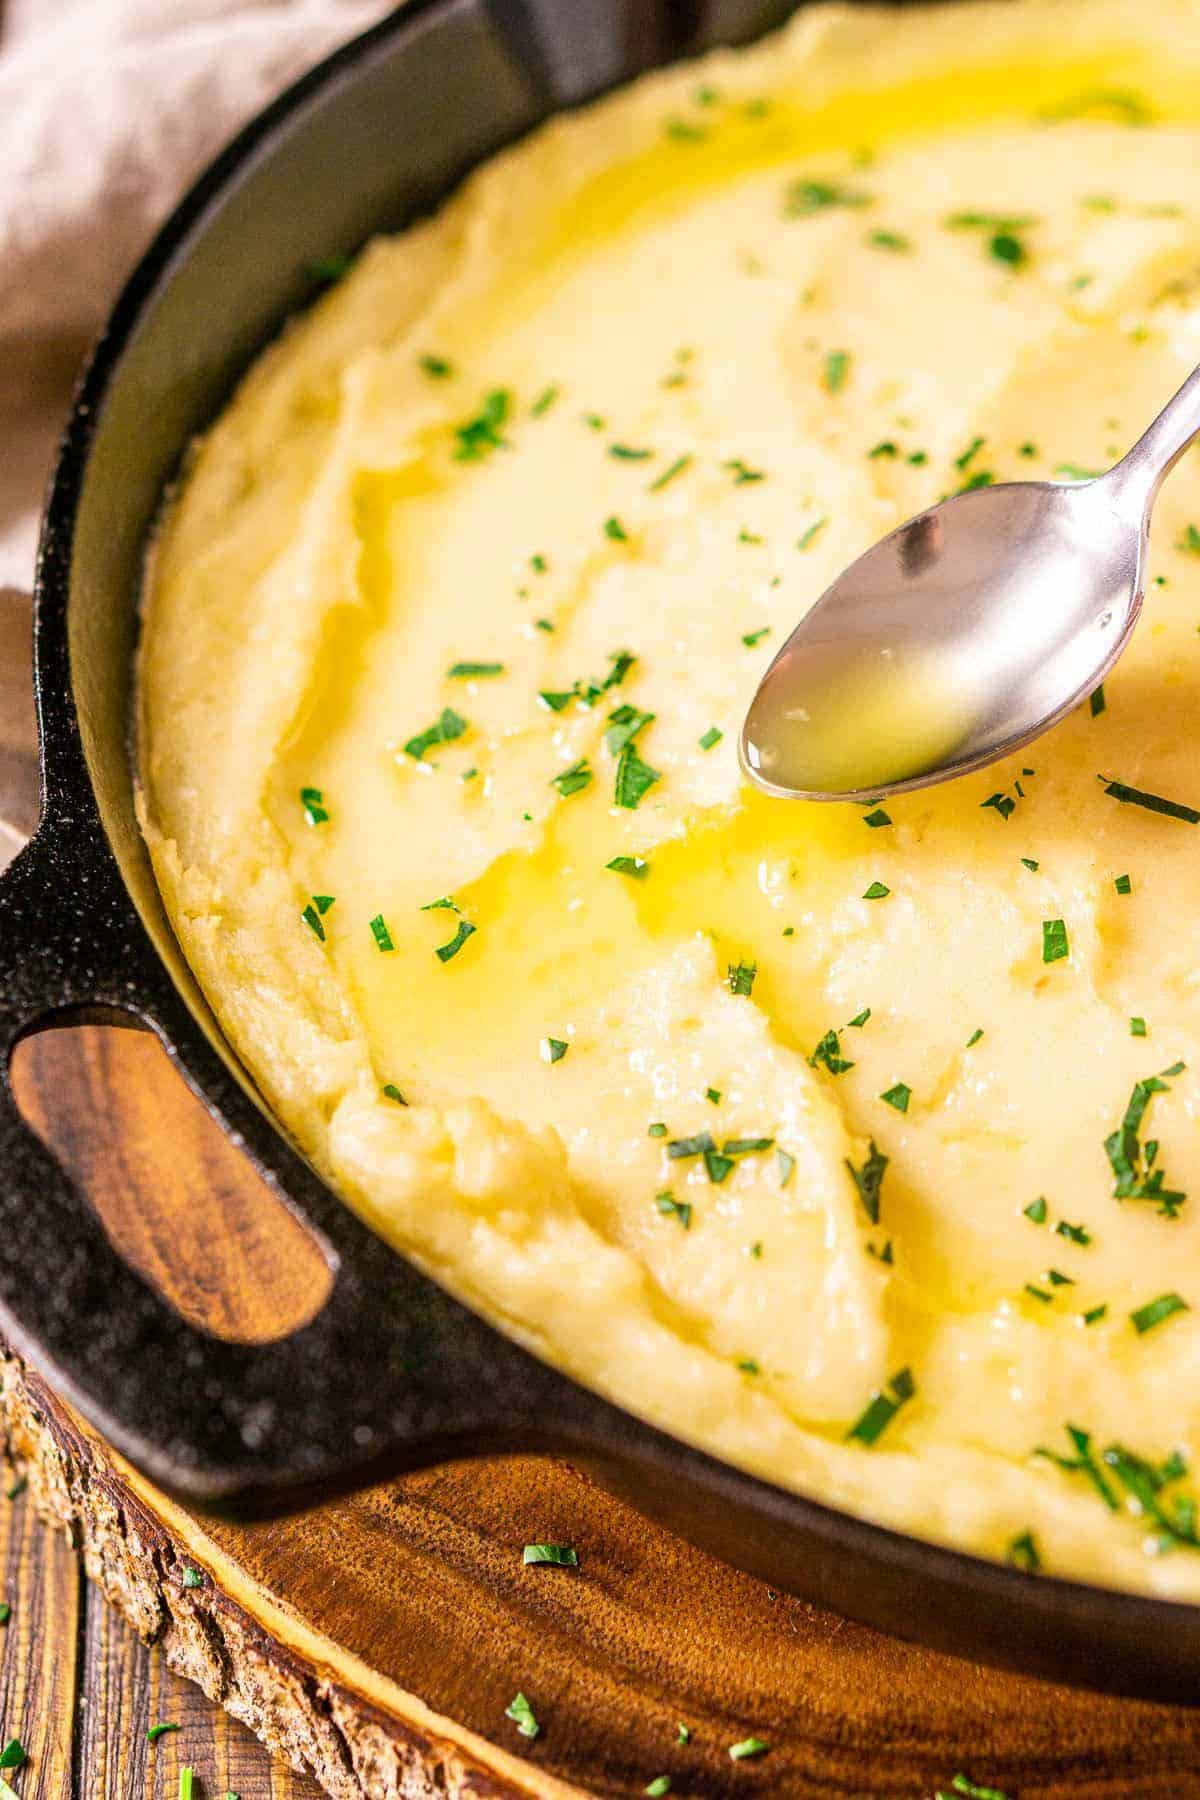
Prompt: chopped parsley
<box><xmin>880</xmin><ymin>1082</ymin><xmax>911</xmax><ymax>1113</ymax></box>
<box><xmin>1024</xmin><ymin>1196</ymin><xmax>1048</xmax><ymax>1224</ymax></box>
<box><xmin>300</xmin><ymin>786</ymin><xmax>328</xmax><ymax>826</ymax></box>
<box><xmin>1115</xmin><ymin>873</ymin><xmax>1132</xmax><ymax>894</ymax></box>
<box><xmin>847</xmin><ymin>1008</ymin><xmax>872</xmax><ymax>1028</ymax></box>
<box><xmin>147</xmin><ymin>1723</ymin><xmax>180</xmax><ymax>1744</ymax></box>
<box><xmin>419</xmin><ymin>353</ymin><xmax>454</xmax><ymax>379</ymax></box>
<box><xmin>531</xmin><ymin>384</ymin><xmax>560</xmax><ymax>417</ymax></box>
<box><xmin>1006</xmin><ymin>1531</ymin><xmax>1041</xmax><ymax>1572</ymax></box>
<box><xmin>181</xmin><ymin>1567</ymin><xmax>204</xmax><ymax>1590</ymax></box>
<box><xmin>776</xmin><ymin>1149</ymin><xmax>796</xmax><ymax>1187</ymax></box>
<box><xmin>724</xmin><ymin>1136</ymin><xmax>774</xmax><ymax>1156</ymax></box>
<box><xmin>448</xmin><ymin>661</ymin><xmax>504</xmax><ymax>679</ymax></box>
<box><xmin>605</xmin><ymin>704</ymin><xmax>655</xmax><ymax>755</ymax></box>
<box><xmin>453</xmin><ymin>389</ymin><xmax>510</xmax><ymax>461</ymax></box>
<box><xmin>615</xmin><ymin>743</ymin><xmax>660</xmax><ymax>809</ymax></box>
<box><xmin>610</xmin><ymin>443</ymin><xmax>653</xmax><ymax>461</ymax></box>
<box><xmin>705</xmin><ymin>1149</ymin><xmax>735</xmax><ymax>1184</ymax></box>
<box><xmin>706</xmin><ymin>1087</ymin><xmax>721</xmax><ymax>1105</ymax></box>
<box><xmin>863</xmin><ymin>880</ymin><xmax>890</xmax><ymax>899</ymax></box>
<box><xmin>1055</xmin><ymin>1219</ymin><xmax>1091</xmax><ymax>1245</ymax></box>
<box><xmin>649</xmin><ymin>454</ymin><xmax>693</xmax><ymax>492</ymax></box>
<box><xmin>645</xmin><ymin>1779</ymin><xmax>671</xmax><ymax>1797</ymax></box>
<box><xmin>737</xmin><ymin>1357</ymin><xmax>760</xmax><ymax>1374</ymax></box>
<box><xmin>552</xmin><ymin>759</ymin><xmax>593</xmax><ymax>799</ymax></box>
<box><xmin>649</xmin><ymin>1122</ymin><xmax>667</xmax><ymax>1137</ymax></box>
<box><xmin>1039</xmin><ymin>1427</ymin><xmax>1200</xmax><ymax>1553</ymax></box>
<box><xmin>728</xmin><ymin>960</ymin><xmax>757</xmax><ymax>997</ymax></box>
<box><xmin>847</xmin><ymin>1367</ymin><xmax>916</xmax><ymax>1445</ymax></box>
<box><xmin>723</xmin><ymin>457</ymin><xmax>765</xmax><ymax>485</ymax></box>
<box><xmin>541</xmin><ymin>1037</ymin><xmax>569</xmax><ymax>1064</ymax></box>
<box><xmin>868</xmin><ymin>229</ymin><xmax>911</xmax><ymax>250</ymax></box>
<box><xmin>1102</xmin><ymin>778</ymin><xmax>1200</xmax><ymax>823</ymax></box>
<box><xmin>797</xmin><ymin>517</ymin><xmax>828</xmax><ymax>550</ymax></box>
<box><xmin>1131</xmin><ymin>1292</ymin><xmax>1189</xmax><ymax>1335</ymax></box>
<box><xmin>1131</xmin><ymin>1016</ymin><xmax>1148</xmax><ymax>1037</ymax></box>
<box><xmin>1042</xmin><ymin>918</ymin><xmax>1069</xmax><ymax>963</ymax></box>
<box><xmin>604</xmin><ymin>516</ymin><xmax>629</xmax><ymax>541</ymax></box>
<box><xmin>1105</xmin><ymin>1069</ymin><xmax>1186</xmax><ymax>1216</ymax></box>
<box><xmin>785</xmin><ymin>178</ymin><xmax>872</xmax><ymax>215</ymax></box>
<box><xmin>668</xmin><ymin>1132</ymin><xmax>715</xmax><ymax>1161</ymax></box>
<box><xmin>810</xmin><ymin>1028</ymin><xmax>854</xmax><ymax>1075</ymax></box>
<box><xmin>728</xmin><ymin>1737</ymin><xmax>770</xmax><ymax>1761</ymax></box>
<box><xmin>677</xmin><ymin>1724</ymin><xmax>691</xmax><ymax>1745</ymax></box>
<box><xmin>436</xmin><ymin>919</ymin><xmax>476</xmax><ymax>963</ymax></box>
<box><xmin>966</xmin><ymin>1027</ymin><xmax>985</xmax><ymax>1047</ymax></box>
<box><xmin>607</xmin><ymin>855</ymin><xmax>650</xmax><ymax>878</ymax></box>
<box><xmin>301</xmin><ymin>894</ymin><xmax>335</xmax><ymax>941</ymax></box>
<box><xmin>382</xmin><ymin>1083</ymin><xmax>408</xmax><ymax>1105</ymax></box>
<box><xmin>656</xmin><ymin>1192</ymin><xmax>692</xmax><ymax>1229</ymax></box>
<box><xmin>846</xmin><ymin>1140</ymin><xmax>888</xmax><ymax>1224</ymax></box>
<box><xmin>369</xmin><ymin>914</ymin><xmax>395</xmax><ymax>953</ymax></box>
<box><xmin>741</xmin><ymin>626</ymin><xmax>771</xmax><ymax>648</ymax></box>
<box><xmin>505</xmin><ymin>1693</ymin><xmax>540</xmax><ymax>1739</ymax></box>
<box><xmin>936</xmin><ymin>1779</ymin><xmax>1012</xmax><ymax>1800</ymax></box>
<box><xmin>1177</xmin><ymin>524</ymin><xmax>1200</xmax><ymax>554</ymax></box>
<box><xmin>863</xmin><ymin>807</ymin><xmax>892</xmax><ymax>828</ymax></box>
<box><xmin>823</xmin><ymin>349</ymin><xmax>851</xmax><ymax>393</ymax></box>
<box><xmin>404</xmin><ymin>706</ymin><xmax>468</xmax><ymax>760</ymax></box>
<box><xmin>699</xmin><ymin>726</ymin><xmax>723</xmax><ymax>751</ymax></box>
<box><xmin>0</xmin><ymin>1606</ymin><xmax>10</xmax><ymax>1626</ymax></box>
<box><xmin>954</xmin><ymin>435</ymin><xmax>986</xmax><ymax>472</ymax></box>
<box><xmin>1021</xmin><ymin>856</ymin><xmax>1039</xmax><ymax>870</ymax></box>
<box><xmin>0</xmin><ymin>1745</ymin><xmax>24</xmax><ymax>1773</ymax></box>
<box><xmin>523</xmin><ymin>1543</ymin><xmax>578</xmax><ymax>1566</ymax></box>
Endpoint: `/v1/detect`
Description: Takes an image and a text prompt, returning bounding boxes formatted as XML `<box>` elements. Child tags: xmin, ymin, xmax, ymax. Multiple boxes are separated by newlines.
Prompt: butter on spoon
<box><xmin>740</xmin><ymin>364</ymin><xmax>1200</xmax><ymax>803</ymax></box>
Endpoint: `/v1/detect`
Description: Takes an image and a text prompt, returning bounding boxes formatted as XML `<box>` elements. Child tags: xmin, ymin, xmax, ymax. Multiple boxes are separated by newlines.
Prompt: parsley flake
<box><xmin>448</xmin><ymin>661</ymin><xmax>504</xmax><ymax>679</ymax></box>
<box><xmin>552</xmin><ymin>759</ymin><xmax>593</xmax><ymax>799</ymax></box>
<box><xmin>405</xmin><ymin>707</ymin><xmax>468</xmax><ymax>760</ymax></box>
<box><xmin>454</xmin><ymin>389</ymin><xmax>510</xmax><ymax>461</ymax></box>
<box><xmin>846</xmin><ymin>1140</ymin><xmax>888</xmax><ymax>1223</ymax></box>
<box><xmin>649</xmin><ymin>454</ymin><xmax>693</xmax><ymax>492</ymax></box>
<box><xmin>699</xmin><ymin>726</ymin><xmax>723</xmax><ymax>751</ymax></box>
<box><xmin>847</xmin><ymin>1368</ymin><xmax>915</xmax><ymax>1445</ymax></box>
<box><xmin>656</xmin><ymin>1192</ymin><xmax>692</xmax><ymax>1229</ymax></box>
<box><xmin>541</xmin><ymin>1037</ymin><xmax>569</xmax><ymax>1064</ymax></box>
<box><xmin>1131</xmin><ymin>1292</ymin><xmax>1189</xmax><ymax>1335</ymax></box>
<box><xmin>728</xmin><ymin>960</ymin><xmax>757</xmax><ymax>997</ymax></box>
<box><xmin>369</xmin><ymin>914</ymin><xmax>395</xmax><ymax>953</ymax></box>
<box><xmin>604</xmin><ymin>516</ymin><xmax>628</xmax><ymax>541</ymax></box>
<box><xmin>506</xmin><ymin>1693</ymin><xmax>540</xmax><ymax>1739</ymax></box>
<box><xmin>436</xmin><ymin>919</ymin><xmax>476</xmax><ymax>963</ymax></box>
<box><xmin>300</xmin><ymin>786</ymin><xmax>328</xmax><ymax>826</ymax></box>
<box><xmin>1042</xmin><ymin>918</ymin><xmax>1069</xmax><ymax>963</ymax></box>
<box><xmin>823</xmin><ymin>350</ymin><xmax>851</xmax><ymax>393</ymax></box>
<box><xmin>728</xmin><ymin>1737</ymin><xmax>770</xmax><ymax>1761</ymax></box>
<box><xmin>863</xmin><ymin>880</ymin><xmax>890</xmax><ymax>899</ymax></box>
<box><xmin>880</xmin><ymin>1082</ymin><xmax>911</xmax><ymax>1113</ymax></box>
<box><xmin>615</xmin><ymin>744</ymin><xmax>660</xmax><ymax>809</ymax></box>
<box><xmin>523</xmin><ymin>1543</ymin><xmax>578</xmax><ymax>1566</ymax></box>
<box><xmin>785</xmin><ymin>178</ymin><xmax>872</xmax><ymax>215</ymax></box>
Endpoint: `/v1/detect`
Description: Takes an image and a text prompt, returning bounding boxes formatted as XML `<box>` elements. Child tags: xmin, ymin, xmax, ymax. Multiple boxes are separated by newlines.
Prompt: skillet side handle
<box><xmin>0</xmin><ymin>821</ymin><xmax>606</xmax><ymax>1511</ymax></box>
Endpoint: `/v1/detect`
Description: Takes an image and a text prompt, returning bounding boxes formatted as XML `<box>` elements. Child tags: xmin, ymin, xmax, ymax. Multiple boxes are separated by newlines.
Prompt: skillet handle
<box><xmin>0</xmin><ymin>815</ymin><xmax>616</xmax><ymax>1510</ymax></box>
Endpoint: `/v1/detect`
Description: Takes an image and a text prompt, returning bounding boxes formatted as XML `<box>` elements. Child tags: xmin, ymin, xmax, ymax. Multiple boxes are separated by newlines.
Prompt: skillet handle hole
<box><xmin>9</xmin><ymin>1019</ymin><xmax>332</xmax><ymax>1346</ymax></box>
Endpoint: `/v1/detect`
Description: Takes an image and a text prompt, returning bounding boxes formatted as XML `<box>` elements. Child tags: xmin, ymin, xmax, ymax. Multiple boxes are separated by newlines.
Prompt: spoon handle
<box><xmin>1107</xmin><ymin>361</ymin><xmax>1200</xmax><ymax>521</ymax></box>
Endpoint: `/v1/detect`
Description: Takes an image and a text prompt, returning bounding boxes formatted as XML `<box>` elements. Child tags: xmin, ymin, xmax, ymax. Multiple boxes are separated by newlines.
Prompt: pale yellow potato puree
<box><xmin>139</xmin><ymin>0</ymin><xmax>1200</xmax><ymax>1596</ymax></box>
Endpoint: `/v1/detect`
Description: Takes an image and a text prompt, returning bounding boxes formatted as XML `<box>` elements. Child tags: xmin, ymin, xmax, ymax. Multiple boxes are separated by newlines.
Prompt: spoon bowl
<box><xmin>741</xmin><ymin>364</ymin><xmax>1200</xmax><ymax>802</ymax></box>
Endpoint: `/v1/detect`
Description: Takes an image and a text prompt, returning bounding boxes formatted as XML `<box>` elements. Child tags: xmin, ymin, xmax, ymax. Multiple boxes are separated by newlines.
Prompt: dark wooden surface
<box><xmin>9</xmin><ymin>584</ymin><xmax>1200</xmax><ymax>1796</ymax></box>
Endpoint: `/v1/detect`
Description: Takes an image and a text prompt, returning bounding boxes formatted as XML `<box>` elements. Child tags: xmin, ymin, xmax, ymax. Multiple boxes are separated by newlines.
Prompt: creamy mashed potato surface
<box><xmin>139</xmin><ymin>0</ymin><xmax>1200</xmax><ymax>1595</ymax></box>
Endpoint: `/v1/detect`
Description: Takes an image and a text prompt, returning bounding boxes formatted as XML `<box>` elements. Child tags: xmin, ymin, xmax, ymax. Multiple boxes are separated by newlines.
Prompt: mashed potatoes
<box><xmin>139</xmin><ymin>0</ymin><xmax>1200</xmax><ymax>1596</ymax></box>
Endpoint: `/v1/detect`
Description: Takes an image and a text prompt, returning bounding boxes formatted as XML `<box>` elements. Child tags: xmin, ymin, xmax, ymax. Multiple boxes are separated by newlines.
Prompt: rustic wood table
<box><xmin>5</xmin><ymin>582</ymin><xmax>1200</xmax><ymax>1798</ymax></box>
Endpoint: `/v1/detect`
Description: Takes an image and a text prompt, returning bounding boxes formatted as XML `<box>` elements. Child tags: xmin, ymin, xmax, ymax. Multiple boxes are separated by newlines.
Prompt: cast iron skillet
<box><xmin>1</xmin><ymin>0</ymin><xmax>1197</xmax><ymax>1702</ymax></box>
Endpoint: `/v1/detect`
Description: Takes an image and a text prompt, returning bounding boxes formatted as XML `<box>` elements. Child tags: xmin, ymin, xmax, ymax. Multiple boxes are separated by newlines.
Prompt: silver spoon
<box><xmin>740</xmin><ymin>364</ymin><xmax>1200</xmax><ymax>803</ymax></box>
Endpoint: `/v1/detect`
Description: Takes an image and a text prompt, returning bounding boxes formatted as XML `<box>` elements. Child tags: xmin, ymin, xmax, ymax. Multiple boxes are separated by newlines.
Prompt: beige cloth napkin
<box><xmin>0</xmin><ymin>0</ymin><xmax>390</xmax><ymax>594</ymax></box>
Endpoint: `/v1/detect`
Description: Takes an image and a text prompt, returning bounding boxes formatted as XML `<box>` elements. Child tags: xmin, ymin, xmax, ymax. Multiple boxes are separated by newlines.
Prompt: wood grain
<box><xmin>9</xmin><ymin>582</ymin><xmax>1200</xmax><ymax>1795</ymax></box>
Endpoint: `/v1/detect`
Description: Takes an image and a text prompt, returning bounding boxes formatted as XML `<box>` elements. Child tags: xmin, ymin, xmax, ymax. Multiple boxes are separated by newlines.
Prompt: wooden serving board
<box><xmin>6</xmin><ymin>585</ymin><xmax>1200</xmax><ymax>1797</ymax></box>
